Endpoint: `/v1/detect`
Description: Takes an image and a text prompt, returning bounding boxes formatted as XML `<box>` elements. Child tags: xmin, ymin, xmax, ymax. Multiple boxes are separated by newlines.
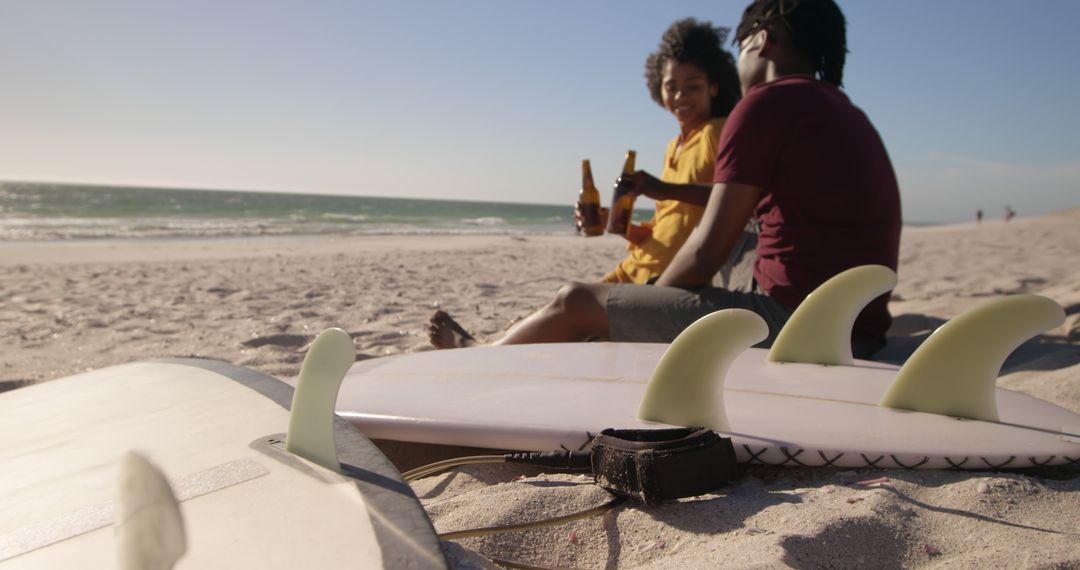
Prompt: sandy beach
<box><xmin>2</xmin><ymin>211</ymin><xmax>1078</xmax><ymax>568</ymax></box>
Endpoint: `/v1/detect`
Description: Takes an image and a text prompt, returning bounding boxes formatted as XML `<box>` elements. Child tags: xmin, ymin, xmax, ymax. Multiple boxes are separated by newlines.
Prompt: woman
<box><xmin>600</xmin><ymin>18</ymin><xmax>743</xmax><ymax>285</ymax></box>
<box><xmin>430</xmin><ymin>18</ymin><xmax>750</xmax><ymax>348</ymax></box>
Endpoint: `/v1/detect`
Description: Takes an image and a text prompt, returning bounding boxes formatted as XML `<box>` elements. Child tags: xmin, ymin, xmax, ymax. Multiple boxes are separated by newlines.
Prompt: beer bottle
<box><xmin>607</xmin><ymin>150</ymin><xmax>637</xmax><ymax>236</ymax></box>
<box><xmin>577</xmin><ymin>159</ymin><xmax>604</xmax><ymax>236</ymax></box>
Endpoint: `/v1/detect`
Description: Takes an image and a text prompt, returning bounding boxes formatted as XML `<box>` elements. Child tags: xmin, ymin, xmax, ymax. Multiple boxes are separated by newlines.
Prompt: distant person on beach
<box><xmin>976</xmin><ymin>209</ymin><xmax>983</xmax><ymax>223</ymax></box>
<box><xmin>1004</xmin><ymin>206</ymin><xmax>1015</xmax><ymax>222</ymax></box>
<box><xmin>575</xmin><ymin>18</ymin><xmax>748</xmax><ymax>285</ymax></box>
<box><xmin>431</xmin><ymin>0</ymin><xmax>901</xmax><ymax>359</ymax></box>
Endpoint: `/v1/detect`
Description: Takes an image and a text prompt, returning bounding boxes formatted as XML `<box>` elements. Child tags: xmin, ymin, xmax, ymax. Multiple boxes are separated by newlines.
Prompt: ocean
<box><xmin>0</xmin><ymin>181</ymin><xmax>590</xmax><ymax>240</ymax></box>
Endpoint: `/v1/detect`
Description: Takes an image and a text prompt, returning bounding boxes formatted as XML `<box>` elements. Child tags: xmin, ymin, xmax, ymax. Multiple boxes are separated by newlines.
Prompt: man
<box><xmin>430</xmin><ymin>0</ymin><xmax>900</xmax><ymax>359</ymax></box>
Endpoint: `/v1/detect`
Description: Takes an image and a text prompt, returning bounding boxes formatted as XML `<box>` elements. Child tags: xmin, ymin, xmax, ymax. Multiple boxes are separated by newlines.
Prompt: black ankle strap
<box><xmin>589</xmin><ymin>427</ymin><xmax>737</xmax><ymax>505</ymax></box>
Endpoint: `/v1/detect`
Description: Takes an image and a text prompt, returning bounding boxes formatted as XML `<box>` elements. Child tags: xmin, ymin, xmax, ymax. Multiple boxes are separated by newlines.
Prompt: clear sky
<box><xmin>2</xmin><ymin>1</ymin><xmax>1077</xmax><ymax>223</ymax></box>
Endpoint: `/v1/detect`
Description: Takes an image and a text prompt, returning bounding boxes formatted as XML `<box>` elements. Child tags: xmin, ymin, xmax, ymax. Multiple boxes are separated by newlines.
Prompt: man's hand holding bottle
<box><xmin>615</xmin><ymin>170</ymin><xmax>663</xmax><ymax>200</ymax></box>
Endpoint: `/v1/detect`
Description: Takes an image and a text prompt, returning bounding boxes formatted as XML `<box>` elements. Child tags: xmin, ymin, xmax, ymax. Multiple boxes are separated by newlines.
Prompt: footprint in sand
<box><xmin>205</xmin><ymin>287</ymin><xmax>239</xmax><ymax>297</ymax></box>
<box><xmin>241</xmin><ymin>333</ymin><xmax>312</xmax><ymax>348</ymax></box>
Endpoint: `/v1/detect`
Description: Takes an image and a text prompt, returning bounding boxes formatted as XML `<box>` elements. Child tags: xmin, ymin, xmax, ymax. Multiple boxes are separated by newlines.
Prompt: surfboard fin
<box><xmin>767</xmin><ymin>264</ymin><xmax>897</xmax><ymax>365</ymax></box>
<box><xmin>115</xmin><ymin>452</ymin><xmax>187</xmax><ymax>570</ymax></box>
<box><xmin>638</xmin><ymin>309</ymin><xmax>768</xmax><ymax>432</ymax></box>
<box><xmin>286</xmin><ymin>327</ymin><xmax>355</xmax><ymax>472</ymax></box>
<box><xmin>879</xmin><ymin>294</ymin><xmax>1065</xmax><ymax>422</ymax></box>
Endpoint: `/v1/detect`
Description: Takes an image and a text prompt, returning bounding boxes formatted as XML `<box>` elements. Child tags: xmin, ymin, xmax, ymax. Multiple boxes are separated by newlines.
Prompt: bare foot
<box><xmin>429</xmin><ymin>310</ymin><xmax>477</xmax><ymax>349</ymax></box>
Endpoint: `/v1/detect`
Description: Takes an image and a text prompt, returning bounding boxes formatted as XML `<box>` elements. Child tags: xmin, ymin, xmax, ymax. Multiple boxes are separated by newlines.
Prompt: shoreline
<box><xmin>0</xmin><ymin>233</ymin><xmax>588</xmax><ymax>266</ymax></box>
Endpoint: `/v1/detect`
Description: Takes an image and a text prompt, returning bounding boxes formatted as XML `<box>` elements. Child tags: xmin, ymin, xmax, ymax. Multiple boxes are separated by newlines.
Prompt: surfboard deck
<box><xmin>0</xmin><ymin>359</ymin><xmax>445</xmax><ymax>569</ymax></box>
<box><xmin>335</xmin><ymin>343</ymin><xmax>1080</xmax><ymax>470</ymax></box>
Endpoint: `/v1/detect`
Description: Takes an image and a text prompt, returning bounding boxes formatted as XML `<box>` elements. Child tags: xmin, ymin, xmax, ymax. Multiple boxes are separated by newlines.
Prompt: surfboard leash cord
<box><xmin>437</xmin><ymin>493</ymin><xmax>625</xmax><ymax>570</ymax></box>
<box><xmin>402</xmin><ymin>454</ymin><xmax>510</xmax><ymax>481</ymax></box>
<box><xmin>405</xmin><ymin>427</ymin><xmax>740</xmax><ymax>504</ymax></box>
<box><xmin>402</xmin><ymin>449</ymin><xmax>602</xmax><ymax>481</ymax></box>
<box><xmin>436</xmin><ymin>494</ymin><xmax>626</xmax><ymax>541</ymax></box>
<box><xmin>413</xmin><ymin>429</ymin><xmax>738</xmax><ymax>570</ymax></box>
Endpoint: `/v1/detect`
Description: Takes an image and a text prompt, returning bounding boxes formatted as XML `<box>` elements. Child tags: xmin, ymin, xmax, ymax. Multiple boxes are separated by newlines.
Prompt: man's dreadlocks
<box><xmin>735</xmin><ymin>0</ymin><xmax>848</xmax><ymax>87</ymax></box>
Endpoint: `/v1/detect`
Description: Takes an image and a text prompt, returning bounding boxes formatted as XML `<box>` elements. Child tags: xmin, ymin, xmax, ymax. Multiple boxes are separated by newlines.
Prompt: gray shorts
<box><xmin>606</xmin><ymin>280</ymin><xmax>792</xmax><ymax>346</ymax></box>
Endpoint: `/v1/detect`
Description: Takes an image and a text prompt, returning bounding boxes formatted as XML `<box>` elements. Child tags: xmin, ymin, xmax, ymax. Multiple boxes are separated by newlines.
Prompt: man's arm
<box><xmin>622</xmin><ymin>171</ymin><xmax>713</xmax><ymax>207</ymax></box>
<box><xmin>654</xmin><ymin>181</ymin><xmax>761</xmax><ymax>289</ymax></box>
<box><xmin>641</xmin><ymin>180</ymin><xmax>714</xmax><ymax>206</ymax></box>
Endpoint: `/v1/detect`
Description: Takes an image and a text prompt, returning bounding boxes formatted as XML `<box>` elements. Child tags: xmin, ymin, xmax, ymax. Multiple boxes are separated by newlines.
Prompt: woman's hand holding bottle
<box><xmin>574</xmin><ymin>202</ymin><xmax>609</xmax><ymax>234</ymax></box>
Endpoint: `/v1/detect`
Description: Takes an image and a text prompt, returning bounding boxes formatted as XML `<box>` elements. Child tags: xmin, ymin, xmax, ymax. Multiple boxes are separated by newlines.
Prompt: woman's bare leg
<box><xmin>495</xmin><ymin>282</ymin><xmax>612</xmax><ymax>345</ymax></box>
<box><xmin>428</xmin><ymin>282</ymin><xmax>613</xmax><ymax>348</ymax></box>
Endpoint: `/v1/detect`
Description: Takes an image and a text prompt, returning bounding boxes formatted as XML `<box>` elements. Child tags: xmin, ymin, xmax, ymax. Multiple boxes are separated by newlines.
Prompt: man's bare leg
<box><xmin>428</xmin><ymin>282</ymin><xmax>613</xmax><ymax>348</ymax></box>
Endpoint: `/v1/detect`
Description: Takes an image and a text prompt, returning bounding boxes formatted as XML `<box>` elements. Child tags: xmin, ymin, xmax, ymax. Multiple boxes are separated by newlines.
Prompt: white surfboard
<box><xmin>336</xmin><ymin>342</ymin><xmax>1080</xmax><ymax>470</ymax></box>
<box><xmin>0</xmin><ymin>358</ymin><xmax>446</xmax><ymax>569</ymax></box>
<box><xmin>334</xmin><ymin>266</ymin><xmax>1078</xmax><ymax>472</ymax></box>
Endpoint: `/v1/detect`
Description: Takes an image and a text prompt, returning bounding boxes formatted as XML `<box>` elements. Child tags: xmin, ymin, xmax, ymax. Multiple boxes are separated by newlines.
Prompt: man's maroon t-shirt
<box><xmin>714</xmin><ymin>75</ymin><xmax>901</xmax><ymax>343</ymax></box>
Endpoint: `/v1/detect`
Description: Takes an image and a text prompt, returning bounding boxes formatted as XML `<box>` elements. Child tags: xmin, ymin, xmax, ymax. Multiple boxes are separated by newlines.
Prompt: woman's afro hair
<box><xmin>644</xmin><ymin>18</ymin><xmax>742</xmax><ymax>117</ymax></box>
